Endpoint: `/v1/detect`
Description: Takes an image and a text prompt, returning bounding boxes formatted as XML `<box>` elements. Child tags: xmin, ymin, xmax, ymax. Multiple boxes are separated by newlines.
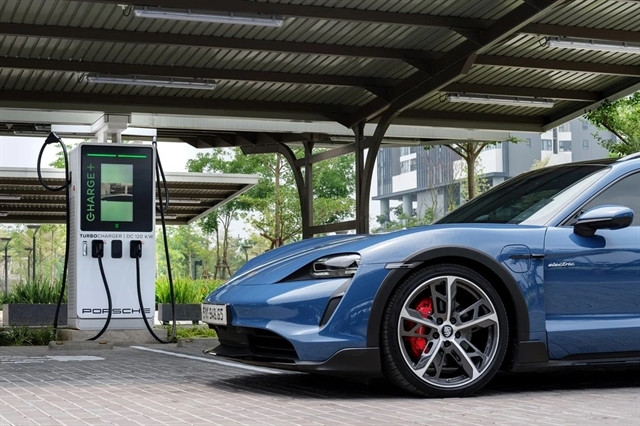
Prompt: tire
<box><xmin>381</xmin><ymin>264</ymin><xmax>508</xmax><ymax>397</ymax></box>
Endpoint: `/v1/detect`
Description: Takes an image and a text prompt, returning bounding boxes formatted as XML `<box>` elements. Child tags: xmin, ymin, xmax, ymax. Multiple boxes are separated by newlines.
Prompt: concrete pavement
<box><xmin>1</xmin><ymin>340</ymin><xmax>638</xmax><ymax>425</ymax></box>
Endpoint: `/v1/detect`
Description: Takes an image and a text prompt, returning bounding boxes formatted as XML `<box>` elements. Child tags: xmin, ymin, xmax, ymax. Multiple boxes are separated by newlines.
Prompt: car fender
<box><xmin>366</xmin><ymin>246</ymin><xmax>531</xmax><ymax>347</ymax></box>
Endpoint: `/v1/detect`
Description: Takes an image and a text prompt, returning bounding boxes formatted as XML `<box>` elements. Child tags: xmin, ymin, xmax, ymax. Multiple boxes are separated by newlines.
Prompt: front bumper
<box><xmin>205</xmin><ymin>340</ymin><xmax>383</xmax><ymax>377</ymax></box>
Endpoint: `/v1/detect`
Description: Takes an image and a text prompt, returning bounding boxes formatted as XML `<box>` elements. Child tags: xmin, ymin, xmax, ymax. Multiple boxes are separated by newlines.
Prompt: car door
<box><xmin>543</xmin><ymin>171</ymin><xmax>640</xmax><ymax>360</ymax></box>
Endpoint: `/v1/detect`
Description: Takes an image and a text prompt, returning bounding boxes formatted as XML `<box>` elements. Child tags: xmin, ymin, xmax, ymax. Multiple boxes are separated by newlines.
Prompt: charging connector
<box><xmin>130</xmin><ymin>240</ymin><xmax>142</xmax><ymax>259</ymax></box>
<box><xmin>91</xmin><ymin>240</ymin><xmax>104</xmax><ymax>258</ymax></box>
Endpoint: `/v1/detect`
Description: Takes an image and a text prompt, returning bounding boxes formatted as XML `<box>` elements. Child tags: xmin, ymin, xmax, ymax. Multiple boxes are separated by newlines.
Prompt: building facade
<box><xmin>373</xmin><ymin>118</ymin><xmax>613</xmax><ymax>226</ymax></box>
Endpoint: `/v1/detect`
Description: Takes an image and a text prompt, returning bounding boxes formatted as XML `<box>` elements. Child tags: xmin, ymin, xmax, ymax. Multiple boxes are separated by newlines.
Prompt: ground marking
<box><xmin>130</xmin><ymin>345</ymin><xmax>288</xmax><ymax>375</ymax></box>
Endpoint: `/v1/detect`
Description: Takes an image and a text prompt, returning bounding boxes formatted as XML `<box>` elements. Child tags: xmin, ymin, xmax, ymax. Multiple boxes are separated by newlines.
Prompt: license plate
<box><xmin>201</xmin><ymin>304</ymin><xmax>230</xmax><ymax>326</ymax></box>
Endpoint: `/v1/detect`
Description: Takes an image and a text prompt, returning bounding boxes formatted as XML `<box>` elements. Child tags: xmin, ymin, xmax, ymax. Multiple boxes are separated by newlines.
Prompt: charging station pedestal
<box><xmin>67</xmin><ymin>143</ymin><xmax>156</xmax><ymax>330</ymax></box>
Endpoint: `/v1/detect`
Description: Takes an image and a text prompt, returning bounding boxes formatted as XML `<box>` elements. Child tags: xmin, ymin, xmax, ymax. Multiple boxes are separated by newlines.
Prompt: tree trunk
<box><xmin>466</xmin><ymin>153</ymin><xmax>477</xmax><ymax>200</ymax></box>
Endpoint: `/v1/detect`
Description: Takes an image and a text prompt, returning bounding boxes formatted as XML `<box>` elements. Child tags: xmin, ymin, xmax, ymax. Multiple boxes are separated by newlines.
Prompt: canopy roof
<box><xmin>1</xmin><ymin>0</ymin><xmax>639</xmax><ymax>138</ymax></box>
<box><xmin>0</xmin><ymin>168</ymin><xmax>258</xmax><ymax>225</ymax></box>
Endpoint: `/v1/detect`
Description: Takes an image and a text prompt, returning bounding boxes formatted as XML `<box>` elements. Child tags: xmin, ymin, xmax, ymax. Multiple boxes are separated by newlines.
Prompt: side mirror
<box><xmin>574</xmin><ymin>205</ymin><xmax>634</xmax><ymax>237</ymax></box>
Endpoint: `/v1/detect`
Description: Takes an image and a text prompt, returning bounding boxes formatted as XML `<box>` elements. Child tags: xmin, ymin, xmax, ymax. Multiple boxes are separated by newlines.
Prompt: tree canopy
<box><xmin>187</xmin><ymin>147</ymin><xmax>355</xmax><ymax>268</ymax></box>
<box><xmin>585</xmin><ymin>92</ymin><xmax>640</xmax><ymax>156</ymax></box>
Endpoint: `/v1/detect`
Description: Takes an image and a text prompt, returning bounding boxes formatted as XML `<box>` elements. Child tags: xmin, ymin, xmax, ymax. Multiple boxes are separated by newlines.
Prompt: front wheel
<box><xmin>381</xmin><ymin>264</ymin><xmax>509</xmax><ymax>397</ymax></box>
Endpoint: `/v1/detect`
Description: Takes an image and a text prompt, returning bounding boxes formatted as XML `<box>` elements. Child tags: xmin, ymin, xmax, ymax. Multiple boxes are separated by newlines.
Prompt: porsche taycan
<box><xmin>203</xmin><ymin>154</ymin><xmax>640</xmax><ymax>397</ymax></box>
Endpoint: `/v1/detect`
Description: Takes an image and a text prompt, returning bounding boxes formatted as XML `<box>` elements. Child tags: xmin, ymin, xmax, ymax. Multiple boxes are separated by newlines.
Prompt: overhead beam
<box><xmin>0</xmin><ymin>88</ymin><xmax>573</xmax><ymax>133</ymax></box>
<box><xmin>476</xmin><ymin>55</ymin><xmax>640</xmax><ymax>77</ymax></box>
<box><xmin>522</xmin><ymin>23</ymin><xmax>640</xmax><ymax>43</ymax></box>
<box><xmin>96</xmin><ymin>0</ymin><xmax>492</xmax><ymax>29</ymax></box>
<box><xmin>0</xmin><ymin>90</ymin><xmax>355</xmax><ymax>122</ymax></box>
<box><xmin>0</xmin><ymin>57</ymin><xmax>400</xmax><ymax>90</ymax></box>
<box><xmin>398</xmin><ymin>109</ymin><xmax>548</xmax><ymax>132</ymax></box>
<box><xmin>0</xmin><ymin>23</ymin><xmax>434</xmax><ymax>61</ymax></box>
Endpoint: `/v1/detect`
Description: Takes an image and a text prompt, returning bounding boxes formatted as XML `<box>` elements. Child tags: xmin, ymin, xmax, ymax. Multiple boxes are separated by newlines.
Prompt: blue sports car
<box><xmin>203</xmin><ymin>153</ymin><xmax>640</xmax><ymax>397</ymax></box>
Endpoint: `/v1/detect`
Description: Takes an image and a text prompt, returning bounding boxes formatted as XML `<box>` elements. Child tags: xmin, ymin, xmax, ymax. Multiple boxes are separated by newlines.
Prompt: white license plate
<box><xmin>201</xmin><ymin>304</ymin><xmax>230</xmax><ymax>326</ymax></box>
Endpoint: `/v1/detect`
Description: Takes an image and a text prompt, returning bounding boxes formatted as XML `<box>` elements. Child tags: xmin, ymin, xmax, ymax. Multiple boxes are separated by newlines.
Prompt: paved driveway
<box><xmin>1</xmin><ymin>342</ymin><xmax>638</xmax><ymax>425</ymax></box>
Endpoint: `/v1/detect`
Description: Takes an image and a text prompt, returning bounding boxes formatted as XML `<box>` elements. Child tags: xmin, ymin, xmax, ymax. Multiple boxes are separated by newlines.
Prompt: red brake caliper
<box><xmin>407</xmin><ymin>298</ymin><xmax>434</xmax><ymax>359</ymax></box>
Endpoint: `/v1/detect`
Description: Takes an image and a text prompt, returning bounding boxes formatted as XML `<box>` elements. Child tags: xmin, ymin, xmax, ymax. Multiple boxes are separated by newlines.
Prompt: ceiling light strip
<box><xmin>546</xmin><ymin>36</ymin><xmax>640</xmax><ymax>54</ymax></box>
<box><xmin>133</xmin><ymin>7</ymin><xmax>284</xmax><ymax>27</ymax></box>
<box><xmin>86</xmin><ymin>74</ymin><xmax>216</xmax><ymax>90</ymax></box>
<box><xmin>447</xmin><ymin>93</ymin><xmax>555</xmax><ymax>108</ymax></box>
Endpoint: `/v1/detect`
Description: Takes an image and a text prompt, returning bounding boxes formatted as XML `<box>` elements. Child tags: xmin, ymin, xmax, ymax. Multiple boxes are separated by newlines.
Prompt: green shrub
<box><xmin>164</xmin><ymin>325</ymin><xmax>217</xmax><ymax>340</ymax></box>
<box><xmin>0</xmin><ymin>326</ymin><xmax>55</xmax><ymax>346</ymax></box>
<box><xmin>155</xmin><ymin>278</ymin><xmax>224</xmax><ymax>304</ymax></box>
<box><xmin>2</xmin><ymin>280</ymin><xmax>67</xmax><ymax>304</ymax></box>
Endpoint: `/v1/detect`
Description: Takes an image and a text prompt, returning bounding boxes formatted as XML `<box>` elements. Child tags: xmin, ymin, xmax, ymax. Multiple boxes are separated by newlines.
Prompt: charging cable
<box><xmin>133</xmin><ymin>137</ymin><xmax>177</xmax><ymax>343</ymax></box>
<box><xmin>36</xmin><ymin>133</ymin><xmax>70</xmax><ymax>339</ymax></box>
<box><xmin>132</xmin><ymin>240</ymin><xmax>171</xmax><ymax>343</ymax></box>
<box><xmin>38</xmin><ymin>133</ymin><xmax>115</xmax><ymax>341</ymax></box>
<box><xmin>87</xmin><ymin>240</ymin><xmax>113</xmax><ymax>341</ymax></box>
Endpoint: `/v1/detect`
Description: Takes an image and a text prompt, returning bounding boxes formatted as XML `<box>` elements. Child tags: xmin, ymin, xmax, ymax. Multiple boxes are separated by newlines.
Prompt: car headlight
<box><xmin>311</xmin><ymin>254</ymin><xmax>360</xmax><ymax>278</ymax></box>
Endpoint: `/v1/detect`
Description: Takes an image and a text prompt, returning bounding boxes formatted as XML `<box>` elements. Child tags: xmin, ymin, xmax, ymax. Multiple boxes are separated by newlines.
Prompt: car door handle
<box><xmin>509</xmin><ymin>253</ymin><xmax>545</xmax><ymax>259</ymax></box>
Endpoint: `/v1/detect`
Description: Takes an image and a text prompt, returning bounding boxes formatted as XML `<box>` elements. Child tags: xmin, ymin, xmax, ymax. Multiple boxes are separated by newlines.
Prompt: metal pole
<box><xmin>27</xmin><ymin>225</ymin><xmax>40</xmax><ymax>283</ymax></box>
<box><xmin>1</xmin><ymin>238</ymin><xmax>10</xmax><ymax>294</ymax></box>
<box><xmin>32</xmin><ymin>231</ymin><xmax>36</xmax><ymax>283</ymax></box>
<box><xmin>25</xmin><ymin>248</ymin><xmax>32</xmax><ymax>283</ymax></box>
<box><xmin>4</xmin><ymin>247</ymin><xmax>7</xmax><ymax>294</ymax></box>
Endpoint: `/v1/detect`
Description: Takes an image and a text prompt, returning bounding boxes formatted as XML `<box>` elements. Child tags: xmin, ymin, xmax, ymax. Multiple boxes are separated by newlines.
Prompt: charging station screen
<box><xmin>80</xmin><ymin>145</ymin><xmax>154</xmax><ymax>232</ymax></box>
<box><xmin>100</xmin><ymin>164</ymin><xmax>134</xmax><ymax>222</ymax></box>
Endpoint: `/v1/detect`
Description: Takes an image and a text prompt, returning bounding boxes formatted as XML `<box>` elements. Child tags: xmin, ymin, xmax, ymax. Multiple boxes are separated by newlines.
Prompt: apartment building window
<box><xmin>400</xmin><ymin>158</ymin><xmax>416</xmax><ymax>174</ymax></box>
<box><xmin>542</xmin><ymin>139</ymin><xmax>553</xmax><ymax>151</ymax></box>
<box><xmin>582</xmin><ymin>120</ymin><xmax>589</xmax><ymax>130</ymax></box>
<box><xmin>559</xmin><ymin>141</ymin><xmax>572</xmax><ymax>152</ymax></box>
<box><xmin>583</xmin><ymin>139</ymin><xmax>589</xmax><ymax>149</ymax></box>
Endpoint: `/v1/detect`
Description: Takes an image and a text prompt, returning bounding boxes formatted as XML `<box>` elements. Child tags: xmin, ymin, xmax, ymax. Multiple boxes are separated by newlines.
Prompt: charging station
<box><xmin>67</xmin><ymin>143</ymin><xmax>156</xmax><ymax>330</ymax></box>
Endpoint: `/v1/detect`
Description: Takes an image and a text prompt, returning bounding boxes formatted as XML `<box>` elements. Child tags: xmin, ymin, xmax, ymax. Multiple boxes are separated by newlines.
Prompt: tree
<box><xmin>428</xmin><ymin>139</ymin><xmax>511</xmax><ymax>201</ymax></box>
<box><xmin>156</xmin><ymin>224</ymin><xmax>208</xmax><ymax>279</ymax></box>
<box><xmin>311</xmin><ymin>151</ymin><xmax>356</xmax><ymax>226</ymax></box>
<box><xmin>188</xmin><ymin>147</ymin><xmax>355</xmax><ymax>253</ymax></box>
<box><xmin>199</xmin><ymin>209</ymin><xmax>233</xmax><ymax>279</ymax></box>
<box><xmin>374</xmin><ymin>205</ymin><xmax>435</xmax><ymax>232</ymax></box>
<box><xmin>187</xmin><ymin>149</ymin><xmax>265</xmax><ymax>275</ymax></box>
<box><xmin>0</xmin><ymin>224</ymin><xmax>67</xmax><ymax>286</ymax></box>
<box><xmin>584</xmin><ymin>92</ymin><xmax>640</xmax><ymax>157</ymax></box>
<box><xmin>49</xmin><ymin>144</ymin><xmax>76</xmax><ymax>168</ymax></box>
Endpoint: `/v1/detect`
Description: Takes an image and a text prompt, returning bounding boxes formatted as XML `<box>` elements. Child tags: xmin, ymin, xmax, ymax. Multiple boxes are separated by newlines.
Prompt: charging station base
<box><xmin>56</xmin><ymin>329</ymin><xmax>168</xmax><ymax>345</ymax></box>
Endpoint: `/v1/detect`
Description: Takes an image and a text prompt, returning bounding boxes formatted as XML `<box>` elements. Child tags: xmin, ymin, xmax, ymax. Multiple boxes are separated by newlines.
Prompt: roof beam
<box><xmin>0</xmin><ymin>23</ymin><xmax>433</xmax><ymax>61</ymax></box>
<box><xmin>444</xmin><ymin>82</ymin><xmax>600</xmax><ymax>102</ymax></box>
<box><xmin>0</xmin><ymin>57</ymin><xmax>399</xmax><ymax>90</ymax></box>
<box><xmin>398</xmin><ymin>109</ymin><xmax>547</xmax><ymax>132</ymax></box>
<box><xmin>476</xmin><ymin>55</ymin><xmax>640</xmax><ymax>77</ymax></box>
<box><xmin>96</xmin><ymin>0</ymin><xmax>491</xmax><ymax>29</ymax></box>
<box><xmin>346</xmin><ymin>0</ymin><xmax>565</xmax><ymax>127</ymax></box>
<box><xmin>522</xmin><ymin>23</ymin><xmax>640</xmax><ymax>43</ymax></box>
<box><xmin>0</xmin><ymin>89</ymin><xmax>355</xmax><ymax>122</ymax></box>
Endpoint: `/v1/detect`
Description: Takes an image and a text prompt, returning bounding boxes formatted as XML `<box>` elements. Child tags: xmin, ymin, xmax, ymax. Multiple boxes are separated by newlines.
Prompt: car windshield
<box><xmin>436</xmin><ymin>164</ymin><xmax>610</xmax><ymax>225</ymax></box>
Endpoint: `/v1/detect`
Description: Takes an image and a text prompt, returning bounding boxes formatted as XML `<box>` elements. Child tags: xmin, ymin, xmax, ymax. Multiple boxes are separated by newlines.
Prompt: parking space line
<box><xmin>129</xmin><ymin>345</ymin><xmax>287</xmax><ymax>375</ymax></box>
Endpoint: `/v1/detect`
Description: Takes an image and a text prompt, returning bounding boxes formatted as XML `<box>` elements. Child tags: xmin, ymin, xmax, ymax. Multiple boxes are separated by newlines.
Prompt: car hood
<box><xmin>222</xmin><ymin>223</ymin><xmax>546</xmax><ymax>286</ymax></box>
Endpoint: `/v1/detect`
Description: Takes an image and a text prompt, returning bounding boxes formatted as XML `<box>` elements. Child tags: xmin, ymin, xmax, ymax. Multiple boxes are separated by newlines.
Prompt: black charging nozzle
<box><xmin>91</xmin><ymin>240</ymin><xmax>104</xmax><ymax>258</ymax></box>
<box><xmin>130</xmin><ymin>240</ymin><xmax>143</xmax><ymax>259</ymax></box>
